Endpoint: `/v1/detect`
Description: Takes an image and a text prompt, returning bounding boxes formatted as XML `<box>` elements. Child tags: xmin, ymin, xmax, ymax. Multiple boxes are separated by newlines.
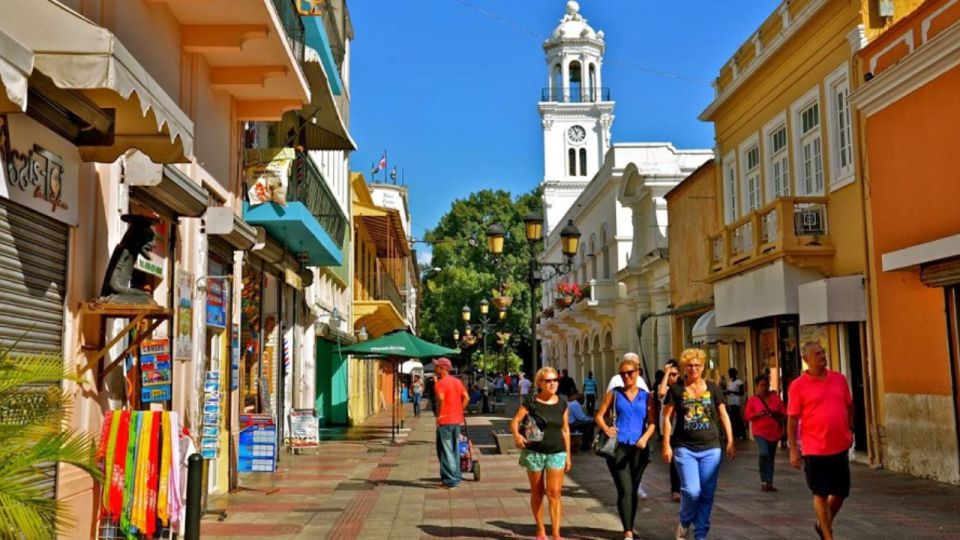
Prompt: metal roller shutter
<box><xmin>0</xmin><ymin>197</ymin><xmax>69</xmax><ymax>499</ymax></box>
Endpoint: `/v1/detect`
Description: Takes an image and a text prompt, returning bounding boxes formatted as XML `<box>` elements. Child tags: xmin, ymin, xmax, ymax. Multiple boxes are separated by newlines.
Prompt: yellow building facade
<box><xmin>696</xmin><ymin>0</ymin><xmax>922</xmax><ymax>464</ymax></box>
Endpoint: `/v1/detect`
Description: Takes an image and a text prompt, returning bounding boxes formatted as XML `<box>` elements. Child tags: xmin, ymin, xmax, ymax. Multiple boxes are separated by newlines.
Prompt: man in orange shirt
<box><xmin>787</xmin><ymin>342</ymin><xmax>854</xmax><ymax>540</ymax></box>
<box><xmin>433</xmin><ymin>357</ymin><xmax>469</xmax><ymax>488</ymax></box>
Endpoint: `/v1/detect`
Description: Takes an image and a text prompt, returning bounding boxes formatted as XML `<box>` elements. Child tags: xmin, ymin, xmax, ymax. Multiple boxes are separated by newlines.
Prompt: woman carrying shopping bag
<box><xmin>594</xmin><ymin>355</ymin><xmax>656</xmax><ymax>540</ymax></box>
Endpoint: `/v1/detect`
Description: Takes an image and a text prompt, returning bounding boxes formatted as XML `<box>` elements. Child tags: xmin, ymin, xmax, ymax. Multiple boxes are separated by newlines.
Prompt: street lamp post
<box><xmin>461</xmin><ymin>299</ymin><xmax>506</xmax><ymax>413</ymax></box>
<box><xmin>485</xmin><ymin>210</ymin><xmax>580</xmax><ymax>372</ymax></box>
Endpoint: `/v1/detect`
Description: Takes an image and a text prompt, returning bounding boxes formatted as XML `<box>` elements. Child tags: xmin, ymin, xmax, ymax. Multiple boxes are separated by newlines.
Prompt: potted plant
<box><xmin>490</xmin><ymin>285</ymin><xmax>513</xmax><ymax>311</ymax></box>
<box><xmin>555</xmin><ymin>281</ymin><xmax>584</xmax><ymax>307</ymax></box>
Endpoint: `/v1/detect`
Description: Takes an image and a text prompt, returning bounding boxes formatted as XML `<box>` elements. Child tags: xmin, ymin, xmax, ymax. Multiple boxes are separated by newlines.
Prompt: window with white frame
<box><xmin>722</xmin><ymin>152</ymin><xmax>738</xmax><ymax>224</ymax></box>
<box><xmin>766</xmin><ymin>121</ymin><xmax>790</xmax><ymax>201</ymax></box>
<box><xmin>793</xmin><ymin>88</ymin><xmax>824</xmax><ymax>195</ymax></box>
<box><xmin>741</xmin><ymin>141</ymin><xmax>762</xmax><ymax>213</ymax></box>
<box><xmin>826</xmin><ymin>65</ymin><xmax>854</xmax><ymax>188</ymax></box>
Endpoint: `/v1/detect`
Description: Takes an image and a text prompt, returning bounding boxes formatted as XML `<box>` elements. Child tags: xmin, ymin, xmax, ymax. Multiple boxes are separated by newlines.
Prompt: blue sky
<box><xmin>348</xmin><ymin>1</ymin><xmax>780</xmax><ymax>264</ymax></box>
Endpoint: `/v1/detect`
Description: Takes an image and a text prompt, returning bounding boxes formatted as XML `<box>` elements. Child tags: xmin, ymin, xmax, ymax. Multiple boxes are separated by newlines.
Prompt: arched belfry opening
<box><xmin>569</xmin><ymin>60</ymin><xmax>582</xmax><ymax>102</ymax></box>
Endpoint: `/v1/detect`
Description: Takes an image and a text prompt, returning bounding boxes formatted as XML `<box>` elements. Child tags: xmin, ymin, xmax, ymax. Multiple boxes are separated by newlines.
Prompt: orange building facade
<box><xmin>851</xmin><ymin>0</ymin><xmax>960</xmax><ymax>484</ymax></box>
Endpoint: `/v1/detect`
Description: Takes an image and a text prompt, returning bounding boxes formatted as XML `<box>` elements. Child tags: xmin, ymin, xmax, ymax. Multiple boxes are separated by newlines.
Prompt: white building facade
<box><xmin>536</xmin><ymin>3</ymin><xmax>711</xmax><ymax>385</ymax></box>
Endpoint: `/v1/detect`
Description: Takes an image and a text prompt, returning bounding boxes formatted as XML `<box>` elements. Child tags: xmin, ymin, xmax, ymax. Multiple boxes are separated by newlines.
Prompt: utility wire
<box><xmin>452</xmin><ymin>0</ymin><xmax>710</xmax><ymax>84</ymax></box>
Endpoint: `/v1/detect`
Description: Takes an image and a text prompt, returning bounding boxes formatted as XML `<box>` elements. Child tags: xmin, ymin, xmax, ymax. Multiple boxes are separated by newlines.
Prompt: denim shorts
<box><xmin>519</xmin><ymin>449</ymin><xmax>567</xmax><ymax>472</ymax></box>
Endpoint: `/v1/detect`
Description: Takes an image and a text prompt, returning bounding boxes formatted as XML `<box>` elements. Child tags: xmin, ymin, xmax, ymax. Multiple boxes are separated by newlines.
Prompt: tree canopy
<box><xmin>419</xmin><ymin>188</ymin><xmax>542</xmax><ymax>372</ymax></box>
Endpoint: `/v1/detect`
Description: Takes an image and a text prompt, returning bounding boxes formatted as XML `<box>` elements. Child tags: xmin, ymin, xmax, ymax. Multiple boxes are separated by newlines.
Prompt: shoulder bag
<box><xmin>593</xmin><ymin>390</ymin><xmax>618</xmax><ymax>458</ymax></box>
<box><xmin>521</xmin><ymin>398</ymin><xmax>543</xmax><ymax>443</ymax></box>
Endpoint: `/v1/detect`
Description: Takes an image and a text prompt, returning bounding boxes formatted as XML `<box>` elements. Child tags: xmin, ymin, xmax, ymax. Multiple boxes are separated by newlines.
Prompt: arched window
<box><xmin>569</xmin><ymin>61</ymin><xmax>582</xmax><ymax>102</ymax></box>
<box><xmin>579</xmin><ymin>148</ymin><xmax>587</xmax><ymax>176</ymax></box>
<box><xmin>552</xmin><ymin>64</ymin><xmax>562</xmax><ymax>101</ymax></box>
<box><xmin>601</xmin><ymin>226</ymin><xmax>610</xmax><ymax>279</ymax></box>
<box><xmin>568</xmin><ymin>148</ymin><xmax>576</xmax><ymax>176</ymax></box>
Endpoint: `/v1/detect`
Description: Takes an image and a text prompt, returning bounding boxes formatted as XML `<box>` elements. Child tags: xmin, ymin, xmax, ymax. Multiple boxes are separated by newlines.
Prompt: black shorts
<box><xmin>803</xmin><ymin>451</ymin><xmax>850</xmax><ymax>498</ymax></box>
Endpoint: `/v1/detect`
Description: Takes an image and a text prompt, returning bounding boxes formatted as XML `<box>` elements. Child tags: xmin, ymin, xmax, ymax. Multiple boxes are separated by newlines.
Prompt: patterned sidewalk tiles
<box><xmin>202</xmin><ymin>397</ymin><xmax>960</xmax><ymax>539</ymax></box>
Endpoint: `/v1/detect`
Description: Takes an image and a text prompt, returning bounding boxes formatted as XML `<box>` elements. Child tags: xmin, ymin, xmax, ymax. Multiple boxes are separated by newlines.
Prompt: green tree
<box><xmin>419</xmin><ymin>188</ymin><xmax>543</xmax><ymax>372</ymax></box>
<box><xmin>0</xmin><ymin>349</ymin><xmax>100</xmax><ymax>538</ymax></box>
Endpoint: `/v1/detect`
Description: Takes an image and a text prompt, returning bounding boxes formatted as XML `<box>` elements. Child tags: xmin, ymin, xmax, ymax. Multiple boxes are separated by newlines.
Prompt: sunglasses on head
<box><xmin>619</xmin><ymin>369</ymin><xmax>637</xmax><ymax>377</ymax></box>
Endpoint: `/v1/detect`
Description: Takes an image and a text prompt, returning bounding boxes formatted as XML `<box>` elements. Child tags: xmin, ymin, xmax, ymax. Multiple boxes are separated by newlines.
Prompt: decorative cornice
<box><xmin>539</xmin><ymin>103</ymin><xmax>615</xmax><ymax>116</ymax></box>
<box><xmin>847</xmin><ymin>24</ymin><xmax>867</xmax><ymax>53</ymax></box>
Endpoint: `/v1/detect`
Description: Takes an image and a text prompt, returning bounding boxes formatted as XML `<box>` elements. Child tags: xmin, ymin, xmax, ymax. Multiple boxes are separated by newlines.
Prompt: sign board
<box><xmin>140</xmin><ymin>338</ymin><xmax>172</xmax><ymax>403</ymax></box>
<box><xmin>174</xmin><ymin>270</ymin><xmax>194</xmax><ymax>361</ymax></box>
<box><xmin>206</xmin><ymin>277</ymin><xmax>228</xmax><ymax>329</ymax></box>
<box><xmin>230</xmin><ymin>324</ymin><xmax>241</xmax><ymax>390</ymax></box>
<box><xmin>0</xmin><ymin>114</ymin><xmax>79</xmax><ymax>226</ymax></box>
<box><xmin>289</xmin><ymin>409</ymin><xmax>319</xmax><ymax>448</ymax></box>
<box><xmin>238</xmin><ymin>414</ymin><xmax>276</xmax><ymax>472</ymax></box>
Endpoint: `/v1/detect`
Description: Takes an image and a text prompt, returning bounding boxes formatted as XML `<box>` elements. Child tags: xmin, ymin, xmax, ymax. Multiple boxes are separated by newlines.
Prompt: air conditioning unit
<box><xmin>794</xmin><ymin>206</ymin><xmax>827</xmax><ymax>236</ymax></box>
<box><xmin>879</xmin><ymin>0</ymin><xmax>895</xmax><ymax>18</ymax></box>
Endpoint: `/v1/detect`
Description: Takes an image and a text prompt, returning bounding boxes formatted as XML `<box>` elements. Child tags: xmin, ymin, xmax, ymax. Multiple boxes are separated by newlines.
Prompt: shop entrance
<box><xmin>947</xmin><ymin>286</ymin><xmax>960</xmax><ymax>473</ymax></box>
<box><xmin>844</xmin><ymin>322</ymin><xmax>868</xmax><ymax>452</ymax></box>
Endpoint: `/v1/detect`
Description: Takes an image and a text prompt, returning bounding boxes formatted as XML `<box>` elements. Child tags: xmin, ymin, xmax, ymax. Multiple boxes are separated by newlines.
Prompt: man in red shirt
<box><xmin>787</xmin><ymin>342</ymin><xmax>854</xmax><ymax>540</ymax></box>
<box><xmin>433</xmin><ymin>357</ymin><xmax>469</xmax><ymax>488</ymax></box>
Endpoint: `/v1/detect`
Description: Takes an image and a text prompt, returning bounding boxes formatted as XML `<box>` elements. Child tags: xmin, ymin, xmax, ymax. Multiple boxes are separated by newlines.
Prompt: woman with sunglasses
<box><xmin>595</xmin><ymin>355</ymin><xmax>656</xmax><ymax>540</ymax></box>
<box><xmin>510</xmin><ymin>366</ymin><xmax>571</xmax><ymax>540</ymax></box>
<box><xmin>661</xmin><ymin>348</ymin><xmax>736</xmax><ymax>540</ymax></box>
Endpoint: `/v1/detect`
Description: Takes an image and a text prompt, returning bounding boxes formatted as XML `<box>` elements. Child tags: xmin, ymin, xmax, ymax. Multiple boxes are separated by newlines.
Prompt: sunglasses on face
<box><xmin>542</xmin><ymin>378</ymin><xmax>559</xmax><ymax>383</ymax></box>
<box><xmin>668</xmin><ymin>373</ymin><xmax>679</xmax><ymax>377</ymax></box>
<box><xmin>686</xmin><ymin>364</ymin><xmax>703</xmax><ymax>370</ymax></box>
<box><xmin>619</xmin><ymin>369</ymin><xmax>637</xmax><ymax>377</ymax></box>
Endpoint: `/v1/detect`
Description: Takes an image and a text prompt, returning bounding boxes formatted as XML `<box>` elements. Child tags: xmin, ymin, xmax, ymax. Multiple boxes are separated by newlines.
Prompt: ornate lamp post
<box><xmin>486</xmin><ymin>210</ymin><xmax>580</xmax><ymax>371</ymax></box>
<box><xmin>461</xmin><ymin>299</ymin><xmax>507</xmax><ymax>412</ymax></box>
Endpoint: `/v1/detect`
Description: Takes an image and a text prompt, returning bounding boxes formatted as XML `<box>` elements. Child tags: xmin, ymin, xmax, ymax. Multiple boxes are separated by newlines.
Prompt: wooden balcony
<box><xmin>705</xmin><ymin>197</ymin><xmax>835</xmax><ymax>282</ymax></box>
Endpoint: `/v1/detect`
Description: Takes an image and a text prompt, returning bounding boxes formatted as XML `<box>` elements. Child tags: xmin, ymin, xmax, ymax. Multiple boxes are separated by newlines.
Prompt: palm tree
<box><xmin>0</xmin><ymin>347</ymin><xmax>100</xmax><ymax>538</ymax></box>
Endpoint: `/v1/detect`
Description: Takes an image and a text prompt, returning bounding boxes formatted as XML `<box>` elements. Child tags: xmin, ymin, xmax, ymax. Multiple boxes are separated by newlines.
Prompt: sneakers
<box><xmin>636</xmin><ymin>483</ymin><xmax>648</xmax><ymax>499</ymax></box>
<box><xmin>675</xmin><ymin>523</ymin><xmax>689</xmax><ymax>540</ymax></box>
<box><xmin>761</xmin><ymin>482</ymin><xmax>779</xmax><ymax>492</ymax></box>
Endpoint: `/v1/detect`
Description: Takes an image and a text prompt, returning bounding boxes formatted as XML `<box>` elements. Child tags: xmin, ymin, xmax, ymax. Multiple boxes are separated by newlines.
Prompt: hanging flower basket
<box><xmin>558</xmin><ymin>296</ymin><xmax>574</xmax><ymax>307</ymax></box>
<box><xmin>491</xmin><ymin>295</ymin><xmax>513</xmax><ymax>310</ymax></box>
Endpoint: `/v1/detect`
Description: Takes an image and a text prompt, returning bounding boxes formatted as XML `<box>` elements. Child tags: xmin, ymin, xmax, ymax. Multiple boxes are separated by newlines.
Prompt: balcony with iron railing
<box><xmin>541</xmin><ymin>87</ymin><xmax>611</xmax><ymax>103</ymax></box>
<box><xmin>357</xmin><ymin>271</ymin><xmax>405</xmax><ymax>317</ymax></box>
<box><xmin>292</xmin><ymin>151</ymin><xmax>347</xmax><ymax>248</ymax></box>
<box><xmin>272</xmin><ymin>0</ymin><xmax>306</xmax><ymax>64</ymax></box>
<box><xmin>706</xmin><ymin>196</ymin><xmax>835</xmax><ymax>280</ymax></box>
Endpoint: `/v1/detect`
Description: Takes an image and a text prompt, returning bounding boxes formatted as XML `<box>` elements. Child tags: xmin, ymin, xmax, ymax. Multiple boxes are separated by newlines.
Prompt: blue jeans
<box><xmin>436</xmin><ymin>424</ymin><xmax>462</xmax><ymax>487</ymax></box>
<box><xmin>412</xmin><ymin>392</ymin><xmax>422</xmax><ymax>417</ymax></box>
<box><xmin>674</xmin><ymin>447</ymin><xmax>722</xmax><ymax>540</ymax></box>
<box><xmin>756</xmin><ymin>437</ymin><xmax>777</xmax><ymax>484</ymax></box>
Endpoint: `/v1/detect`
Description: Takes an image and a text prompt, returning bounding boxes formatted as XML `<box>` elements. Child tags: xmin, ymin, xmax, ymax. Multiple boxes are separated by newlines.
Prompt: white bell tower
<box><xmin>539</xmin><ymin>1</ymin><xmax>614</xmax><ymax>233</ymax></box>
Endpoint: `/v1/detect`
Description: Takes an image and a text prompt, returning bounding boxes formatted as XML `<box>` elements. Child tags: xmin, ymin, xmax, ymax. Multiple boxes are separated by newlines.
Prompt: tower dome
<box><xmin>548</xmin><ymin>1</ymin><xmax>601</xmax><ymax>43</ymax></box>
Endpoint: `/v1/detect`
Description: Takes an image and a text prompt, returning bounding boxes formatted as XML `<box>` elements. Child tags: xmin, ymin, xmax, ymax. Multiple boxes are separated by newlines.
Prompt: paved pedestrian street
<box><xmin>202</xmin><ymin>398</ymin><xmax>960</xmax><ymax>539</ymax></box>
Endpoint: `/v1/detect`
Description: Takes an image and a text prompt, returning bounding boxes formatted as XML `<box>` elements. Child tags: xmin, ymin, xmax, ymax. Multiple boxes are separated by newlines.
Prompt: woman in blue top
<box><xmin>595</xmin><ymin>355</ymin><xmax>657</xmax><ymax>540</ymax></box>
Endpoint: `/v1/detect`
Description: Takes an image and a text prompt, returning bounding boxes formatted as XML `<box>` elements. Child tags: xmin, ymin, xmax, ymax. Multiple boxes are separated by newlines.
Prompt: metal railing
<box><xmin>272</xmin><ymin>0</ymin><xmax>305</xmax><ymax>64</ymax></box>
<box><xmin>292</xmin><ymin>152</ymin><xmax>348</xmax><ymax>248</ymax></box>
<box><xmin>541</xmin><ymin>87</ymin><xmax>611</xmax><ymax>103</ymax></box>
<box><xmin>358</xmin><ymin>272</ymin><xmax>405</xmax><ymax>316</ymax></box>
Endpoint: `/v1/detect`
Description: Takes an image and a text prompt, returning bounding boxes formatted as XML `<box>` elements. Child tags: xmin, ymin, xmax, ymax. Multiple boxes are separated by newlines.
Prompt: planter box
<box><xmin>493</xmin><ymin>430</ymin><xmax>521</xmax><ymax>455</ymax></box>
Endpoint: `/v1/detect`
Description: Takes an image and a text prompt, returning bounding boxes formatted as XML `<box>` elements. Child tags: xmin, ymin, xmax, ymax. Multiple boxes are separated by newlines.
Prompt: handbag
<box><xmin>593</xmin><ymin>392</ymin><xmax>618</xmax><ymax>458</ymax></box>
<box><xmin>521</xmin><ymin>399</ymin><xmax>543</xmax><ymax>443</ymax></box>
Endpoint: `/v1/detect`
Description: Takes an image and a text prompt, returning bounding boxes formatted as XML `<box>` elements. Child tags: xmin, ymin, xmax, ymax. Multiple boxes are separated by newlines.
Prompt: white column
<box><xmin>562</xmin><ymin>59</ymin><xmax>570</xmax><ymax>103</ymax></box>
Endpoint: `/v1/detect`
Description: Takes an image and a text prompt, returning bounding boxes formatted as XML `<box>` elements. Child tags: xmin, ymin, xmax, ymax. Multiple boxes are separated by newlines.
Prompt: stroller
<box><xmin>458</xmin><ymin>423</ymin><xmax>481</xmax><ymax>481</ymax></box>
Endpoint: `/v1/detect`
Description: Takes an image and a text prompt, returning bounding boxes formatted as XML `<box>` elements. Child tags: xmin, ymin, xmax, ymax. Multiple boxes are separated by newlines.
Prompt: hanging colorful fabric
<box><xmin>132</xmin><ymin>411</ymin><xmax>153</xmax><ymax>531</ymax></box>
<box><xmin>144</xmin><ymin>411</ymin><xmax>161</xmax><ymax>537</ymax></box>
<box><xmin>157</xmin><ymin>412</ymin><xmax>172</xmax><ymax>525</ymax></box>
<box><xmin>120</xmin><ymin>411</ymin><xmax>140</xmax><ymax>536</ymax></box>
<box><xmin>109</xmin><ymin>411</ymin><xmax>130</xmax><ymax>520</ymax></box>
<box><xmin>101</xmin><ymin>411</ymin><xmax>121</xmax><ymax>516</ymax></box>
<box><xmin>168</xmin><ymin>412</ymin><xmax>183</xmax><ymax>533</ymax></box>
<box><xmin>97</xmin><ymin>410</ymin><xmax>113</xmax><ymax>462</ymax></box>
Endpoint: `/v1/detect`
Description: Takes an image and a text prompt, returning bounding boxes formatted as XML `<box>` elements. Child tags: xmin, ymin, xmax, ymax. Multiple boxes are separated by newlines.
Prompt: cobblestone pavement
<box><xmin>202</xmin><ymin>397</ymin><xmax>960</xmax><ymax>539</ymax></box>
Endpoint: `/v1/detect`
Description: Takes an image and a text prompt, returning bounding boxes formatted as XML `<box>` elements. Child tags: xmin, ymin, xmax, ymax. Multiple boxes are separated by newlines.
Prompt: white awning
<box><xmin>714</xmin><ymin>259</ymin><xmax>824</xmax><ymax>326</ymax></box>
<box><xmin>400</xmin><ymin>360</ymin><xmax>423</xmax><ymax>375</ymax></box>
<box><xmin>0</xmin><ymin>29</ymin><xmax>32</xmax><ymax>112</ymax></box>
<box><xmin>798</xmin><ymin>275</ymin><xmax>866</xmax><ymax>326</ymax></box>
<box><xmin>0</xmin><ymin>0</ymin><xmax>194</xmax><ymax>162</ymax></box>
<box><xmin>691</xmin><ymin>310</ymin><xmax>749</xmax><ymax>344</ymax></box>
<box><xmin>298</xmin><ymin>46</ymin><xmax>356</xmax><ymax>151</ymax></box>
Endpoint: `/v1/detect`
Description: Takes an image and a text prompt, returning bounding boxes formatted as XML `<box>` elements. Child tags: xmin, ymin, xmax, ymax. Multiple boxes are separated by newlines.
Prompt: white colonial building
<box><xmin>535</xmin><ymin>3</ymin><xmax>711</xmax><ymax>384</ymax></box>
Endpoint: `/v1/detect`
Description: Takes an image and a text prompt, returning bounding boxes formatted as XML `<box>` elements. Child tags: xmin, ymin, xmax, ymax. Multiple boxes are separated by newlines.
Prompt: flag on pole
<box><xmin>371</xmin><ymin>151</ymin><xmax>387</xmax><ymax>175</ymax></box>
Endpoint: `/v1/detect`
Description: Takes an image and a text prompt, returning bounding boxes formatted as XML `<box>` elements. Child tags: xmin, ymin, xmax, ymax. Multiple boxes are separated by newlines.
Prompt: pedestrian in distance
<box><xmin>518</xmin><ymin>372</ymin><xmax>533</xmax><ymax>397</ymax></box>
<box><xmin>510</xmin><ymin>367</ymin><xmax>571</xmax><ymax>540</ymax></box>
<box><xmin>595</xmin><ymin>355</ymin><xmax>656</xmax><ymax>540</ymax></box>
<box><xmin>566</xmin><ymin>391</ymin><xmax>595</xmax><ymax>450</ymax></box>
<box><xmin>425</xmin><ymin>374</ymin><xmax>437</xmax><ymax>416</ymax></box>
<box><xmin>661</xmin><ymin>348</ymin><xmax>736</xmax><ymax>540</ymax></box>
<box><xmin>583</xmin><ymin>371</ymin><xmax>598</xmax><ymax>414</ymax></box>
<box><xmin>433</xmin><ymin>358</ymin><xmax>469</xmax><ymax>489</ymax></box>
<box><xmin>724</xmin><ymin>368</ymin><xmax>747</xmax><ymax>440</ymax></box>
<box><xmin>410</xmin><ymin>374</ymin><xmax>424</xmax><ymax>418</ymax></box>
<box><xmin>787</xmin><ymin>342</ymin><xmax>855</xmax><ymax>540</ymax></box>
<box><xmin>558</xmin><ymin>368</ymin><xmax>577</xmax><ymax>398</ymax></box>
<box><xmin>744</xmin><ymin>374</ymin><xmax>786</xmax><ymax>492</ymax></box>
<box><xmin>657</xmin><ymin>359</ymin><xmax>682</xmax><ymax>502</ymax></box>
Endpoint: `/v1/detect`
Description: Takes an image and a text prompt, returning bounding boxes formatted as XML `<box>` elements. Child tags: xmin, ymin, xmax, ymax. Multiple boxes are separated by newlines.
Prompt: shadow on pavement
<box><xmin>487</xmin><ymin>519</ymin><xmax>615</xmax><ymax>540</ymax></box>
<box><xmin>418</xmin><ymin>524</ymin><xmax>517</xmax><ymax>539</ymax></box>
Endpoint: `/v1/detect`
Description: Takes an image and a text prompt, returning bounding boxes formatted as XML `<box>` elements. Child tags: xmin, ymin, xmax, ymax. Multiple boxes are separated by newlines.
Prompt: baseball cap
<box><xmin>434</xmin><ymin>358</ymin><xmax>453</xmax><ymax>370</ymax></box>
